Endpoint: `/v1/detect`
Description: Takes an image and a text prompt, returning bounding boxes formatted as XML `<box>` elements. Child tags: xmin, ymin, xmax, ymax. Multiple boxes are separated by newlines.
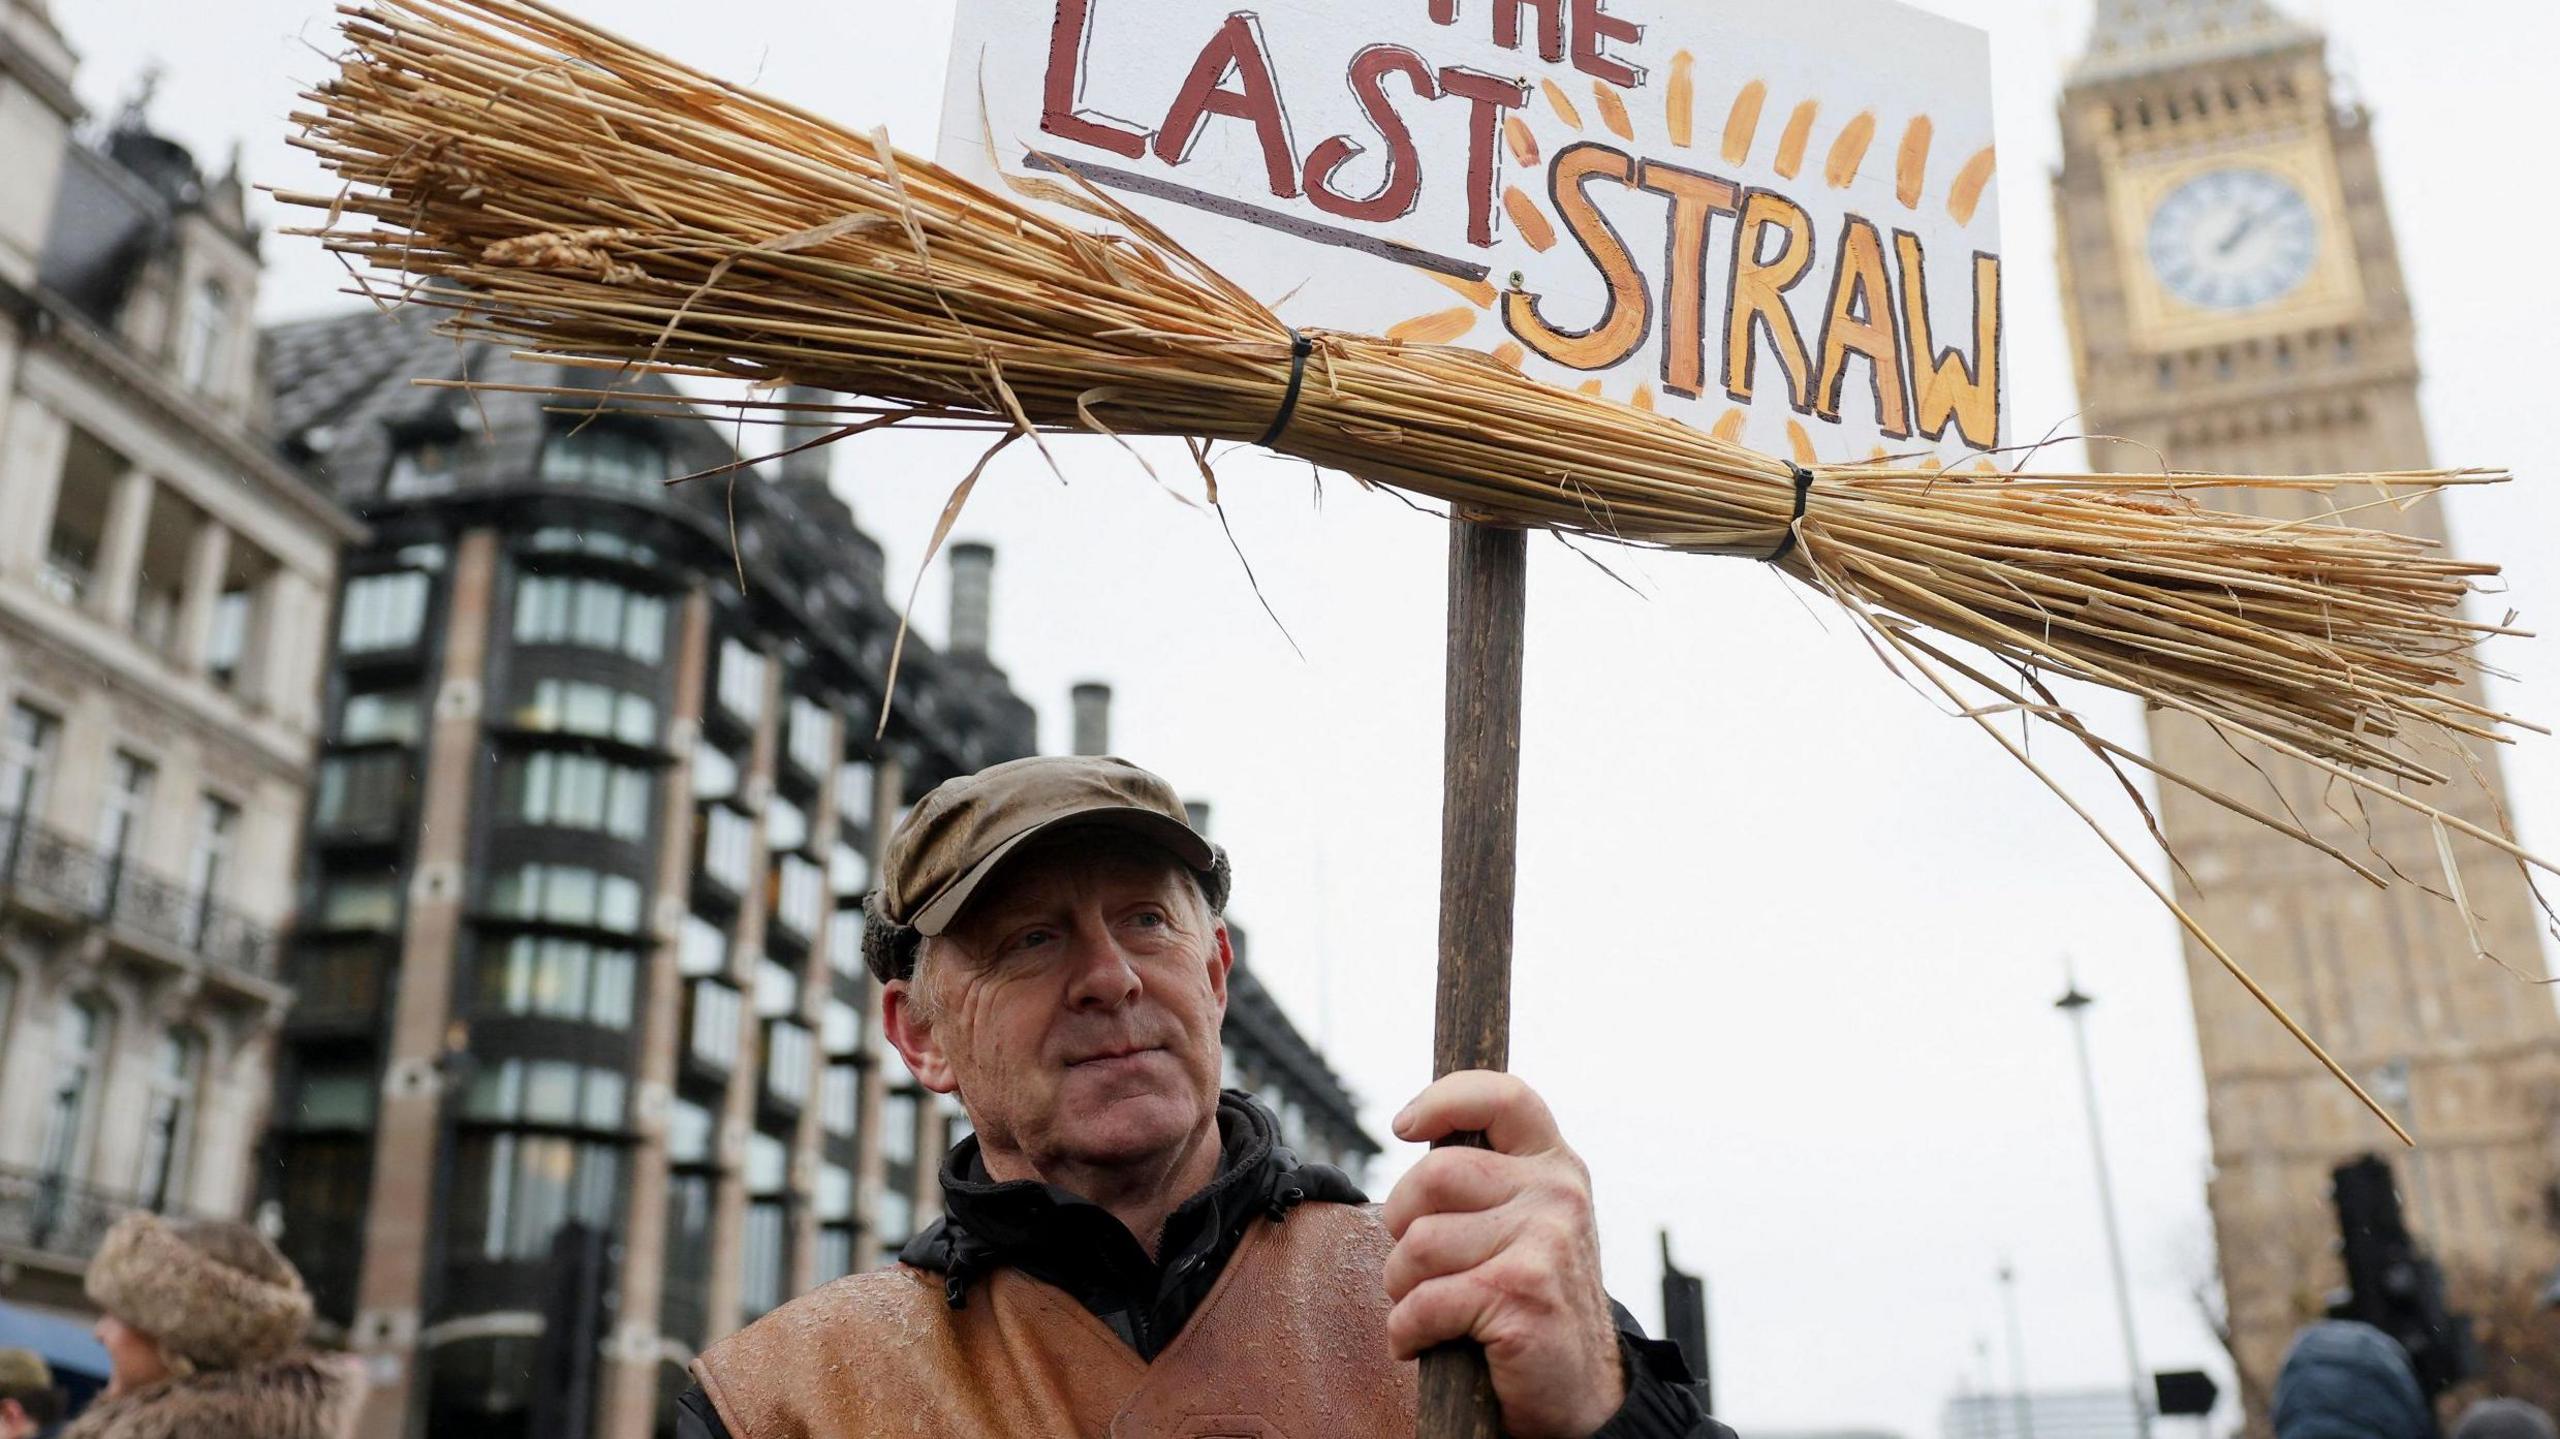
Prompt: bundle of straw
<box><xmin>283</xmin><ymin>0</ymin><xmax>2550</xmax><ymax>1129</ymax></box>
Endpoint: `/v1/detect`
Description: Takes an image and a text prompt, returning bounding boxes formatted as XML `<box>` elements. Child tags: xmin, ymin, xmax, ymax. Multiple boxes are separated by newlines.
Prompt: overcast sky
<box><xmin>57</xmin><ymin>0</ymin><xmax>2560</xmax><ymax>1432</ymax></box>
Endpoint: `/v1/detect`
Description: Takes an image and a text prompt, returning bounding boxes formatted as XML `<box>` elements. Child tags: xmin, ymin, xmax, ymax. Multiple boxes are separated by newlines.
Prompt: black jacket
<box><xmin>676</xmin><ymin>1092</ymin><xmax>1730</xmax><ymax>1438</ymax></box>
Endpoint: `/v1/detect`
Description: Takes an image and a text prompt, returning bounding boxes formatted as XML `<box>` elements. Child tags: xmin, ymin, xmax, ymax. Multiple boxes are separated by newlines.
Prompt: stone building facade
<box><xmin>2053</xmin><ymin>0</ymin><xmax>2560</xmax><ymax>1415</ymax></box>
<box><xmin>0</xmin><ymin>0</ymin><xmax>359</xmax><ymax>1322</ymax></box>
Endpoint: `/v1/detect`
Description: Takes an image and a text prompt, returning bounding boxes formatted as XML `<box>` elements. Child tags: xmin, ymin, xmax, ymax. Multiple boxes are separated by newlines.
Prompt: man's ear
<box><xmin>882</xmin><ymin>980</ymin><xmax>960</xmax><ymax>1095</ymax></box>
<box><xmin>1209</xmin><ymin>924</ymin><xmax>1234</xmax><ymax>1015</ymax></box>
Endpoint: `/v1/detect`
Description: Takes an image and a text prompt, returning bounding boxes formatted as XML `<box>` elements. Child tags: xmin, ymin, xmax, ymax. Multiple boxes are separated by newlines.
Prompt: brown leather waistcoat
<box><xmin>691</xmin><ymin>1202</ymin><xmax>1418</xmax><ymax>1438</ymax></box>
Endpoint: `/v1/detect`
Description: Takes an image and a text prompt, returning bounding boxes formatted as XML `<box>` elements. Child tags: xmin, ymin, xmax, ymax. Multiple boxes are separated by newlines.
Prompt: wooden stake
<box><xmin>1419</xmin><ymin>517</ymin><xmax>1527</xmax><ymax>1439</ymax></box>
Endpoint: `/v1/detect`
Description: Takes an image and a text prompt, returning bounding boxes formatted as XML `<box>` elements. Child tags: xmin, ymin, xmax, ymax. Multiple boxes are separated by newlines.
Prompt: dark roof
<box><xmin>259</xmin><ymin>303</ymin><xmax>1038</xmax><ymax>781</ymax></box>
<box><xmin>37</xmin><ymin>119</ymin><xmax>255</xmax><ymax>329</ymax></box>
<box><xmin>37</xmin><ymin>139</ymin><xmax>165</xmax><ymax>325</ymax></box>
<box><xmin>1224</xmin><ymin>927</ymin><xmax>1378</xmax><ymax>1157</ymax></box>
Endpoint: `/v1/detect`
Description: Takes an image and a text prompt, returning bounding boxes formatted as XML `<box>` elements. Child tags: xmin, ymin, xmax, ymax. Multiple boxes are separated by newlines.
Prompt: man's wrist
<box><xmin>1583</xmin><ymin>1332</ymin><xmax>1708</xmax><ymax>1439</ymax></box>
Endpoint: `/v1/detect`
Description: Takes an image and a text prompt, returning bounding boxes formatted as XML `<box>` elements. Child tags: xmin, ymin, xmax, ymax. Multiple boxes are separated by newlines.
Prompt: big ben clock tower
<box><xmin>2055</xmin><ymin>0</ymin><xmax>2560</xmax><ymax>1418</ymax></box>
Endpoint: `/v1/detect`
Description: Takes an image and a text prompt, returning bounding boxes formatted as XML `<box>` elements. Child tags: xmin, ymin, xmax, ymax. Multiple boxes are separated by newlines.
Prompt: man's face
<box><xmin>0</xmin><ymin>1396</ymin><xmax>32</xmax><ymax>1439</ymax></box>
<box><xmin>887</xmin><ymin>835</ymin><xmax>1231</xmax><ymax>1176</ymax></box>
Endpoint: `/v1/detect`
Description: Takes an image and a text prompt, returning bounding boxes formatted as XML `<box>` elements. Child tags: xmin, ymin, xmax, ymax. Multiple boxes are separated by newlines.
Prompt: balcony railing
<box><xmin>0</xmin><ymin>814</ymin><xmax>278</xmax><ymax>981</ymax></box>
<box><xmin>0</xmin><ymin>1163</ymin><xmax>186</xmax><ymax>1267</ymax></box>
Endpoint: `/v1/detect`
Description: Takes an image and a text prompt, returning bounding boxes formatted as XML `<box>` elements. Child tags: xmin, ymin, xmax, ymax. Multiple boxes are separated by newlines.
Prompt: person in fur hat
<box><xmin>0</xmin><ymin>1348</ymin><xmax>61</xmax><ymax>1439</ymax></box>
<box><xmin>62</xmin><ymin>1214</ymin><xmax>358</xmax><ymax>1439</ymax></box>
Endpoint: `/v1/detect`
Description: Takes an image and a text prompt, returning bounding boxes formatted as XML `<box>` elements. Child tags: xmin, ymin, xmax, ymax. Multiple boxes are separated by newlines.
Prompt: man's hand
<box><xmin>1381</xmin><ymin>1071</ymin><xmax>1624</xmax><ymax>1439</ymax></box>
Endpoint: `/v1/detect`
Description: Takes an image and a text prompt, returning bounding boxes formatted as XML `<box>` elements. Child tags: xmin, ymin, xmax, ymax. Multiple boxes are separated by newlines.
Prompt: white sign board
<box><xmin>939</xmin><ymin>0</ymin><xmax>2004</xmax><ymax>467</ymax></box>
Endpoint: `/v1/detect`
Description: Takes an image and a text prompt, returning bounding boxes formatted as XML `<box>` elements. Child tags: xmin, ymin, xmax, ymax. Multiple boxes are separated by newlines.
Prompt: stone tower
<box><xmin>2053</xmin><ymin>0</ymin><xmax>2560</xmax><ymax>1417</ymax></box>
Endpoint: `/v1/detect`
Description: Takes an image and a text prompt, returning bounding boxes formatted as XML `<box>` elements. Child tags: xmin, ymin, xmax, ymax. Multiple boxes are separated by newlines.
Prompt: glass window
<box><xmin>464</xmin><ymin>1058</ymin><xmax>626</xmax><ymax>1132</ymax></box>
<box><xmin>814</xmin><ymin>1226</ymin><xmax>854</xmax><ymax>1285</ymax></box>
<box><xmin>98</xmin><ymin>752</ymin><xmax>155</xmax><ymax>865</ymax></box>
<box><xmin>517</xmin><ymin>678</ymin><xmax>657</xmax><ymax>747</ymax></box>
<box><xmin>745</xmin><ymin>1131</ymin><xmax>789</xmax><ymax>1195</ymax></box>
<box><xmin>385</xmin><ymin>435</ymin><xmax>464</xmax><ymax>497</ymax></box>
<box><xmin>815</xmin><ymin>1164</ymin><xmax>854</xmax><ymax>1223</ymax></box>
<box><xmin>486</xmin><ymin>865</ymin><xmax>644</xmax><ymax>933</ymax></box>
<box><xmin>715</xmin><ymin>639</ymin><xmax>767</xmax><ymax>724</ymax></box>
<box><xmin>450</xmin><ymin>1132</ymin><xmax>622</xmax><ymax>1261</ymax></box>
<box><xmin>821</xmin><ymin>1064</ymin><xmax>860</xmax><ymax>1139</ymax></box>
<box><xmin>700</xmin><ymin>806</ymin><xmax>756</xmax><ymax>892</ymax></box>
<box><xmin>340</xmin><ymin>572</ymin><xmax>431</xmax><ymax>654</ymax></box>
<box><xmin>755</xmin><ymin>958</ymin><xmax>799</xmax><ymax>1019</ymax></box>
<box><xmin>688</xmin><ymin>980</ymin><xmax>742</xmax><ymax>1072</ymax></box>
<box><xmin>765</xmin><ymin>1021</ymin><xmax>813</xmax><ymax>1104</ymax></box>
<box><xmin>881</xmin><ymin>1090</ymin><xmax>918</xmax><ymax>1167</ymax></box>
<box><xmin>773</xmin><ymin>854</ymin><xmax>824</xmax><ymax>939</ymax></box>
<box><xmin>513</xmin><ymin>575</ymin><xmax>665</xmax><ymax>663</ymax></box>
<box><xmin>834</xmin><ymin>761</ymin><xmax>875</xmax><ymax>831</ymax></box>
<box><xmin>667</xmin><ymin>1097</ymin><xmax>715</xmax><ymax>1167</ymax></box>
<box><xmin>205</xmin><ymin>588</ymin><xmax>252</xmax><ymax>689</ymax></box>
<box><xmin>289</xmin><ymin>1061</ymin><xmax>377</xmax><ymax>1130</ymax></box>
<box><xmin>821</xmin><ymin>1001</ymin><xmax>860</xmax><ymax>1057</ymax></box>
<box><xmin>785</xmin><ymin>696</ymin><xmax>833</xmax><ymax>777</ymax></box>
<box><xmin>38</xmin><ymin>997</ymin><xmax>109</xmax><ymax>1182</ymax></box>
<box><xmin>691</xmin><ymin>742</ymin><xmax>739</xmax><ymax>802</ymax></box>
<box><xmin>874</xmin><ymin>1185</ymin><xmax>914</xmax><ymax>1247</ymax></box>
<box><xmin>1</xmin><ymin>703</ymin><xmax>59</xmax><ymax>823</ymax></box>
<box><xmin>541</xmin><ymin>428</ymin><xmax>669</xmax><ymax>495</ymax></box>
<box><xmin>178</xmin><ymin>275</ymin><xmax>231</xmax><ymax>393</ymax></box>
<box><xmin>497</xmin><ymin>751</ymin><xmax>652</xmax><ymax>841</ymax></box>
<box><xmin>313</xmin><ymin>751</ymin><xmax>413</xmax><ymax>837</ymax></box>
<box><xmin>679</xmin><ymin>914</ymin><xmax>730</xmax><ymax>978</ymax></box>
<box><xmin>318</xmin><ymin>874</ymin><xmax>400</xmax><ymax>931</ymax></box>
<box><xmin>742</xmin><ymin>1200</ymin><xmax>788</xmax><ymax>1318</ymax></box>
<box><xmin>338</xmin><ymin>690</ymin><xmax>423</xmax><ymax>745</ymax></box>
<box><xmin>289</xmin><ymin>940</ymin><xmax>386</xmax><ymax>1021</ymax></box>
<box><xmin>476</xmin><ymin>935</ymin><xmax>635</xmax><ymax>1028</ymax></box>
<box><xmin>829</xmin><ymin>842</ymin><xmax>871</xmax><ymax>899</ymax></box>
<box><xmin>186</xmin><ymin>796</ymin><xmax>240</xmax><ymax>912</ymax></box>
<box><xmin>765</xmin><ymin>795</ymin><xmax>809</xmax><ymax>855</ymax></box>
<box><xmin>827</xmin><ymin>907</ymin><xmax>866</xmax><ymax>979</ymax></box>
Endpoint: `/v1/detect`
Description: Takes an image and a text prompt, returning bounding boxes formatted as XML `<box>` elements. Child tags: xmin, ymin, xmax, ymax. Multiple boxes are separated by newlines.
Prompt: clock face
<box><xmin>2145</xmin><ymin>168</ymin><xmax>2320</xmax><ymax>312</ymax></box>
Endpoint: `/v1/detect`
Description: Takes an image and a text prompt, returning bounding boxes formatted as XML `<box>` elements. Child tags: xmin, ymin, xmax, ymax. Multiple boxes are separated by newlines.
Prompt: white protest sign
<box><xmin>938</xmin><ymin>0</ymin><xmax>2003</xmax><ymax>468</ymax></box>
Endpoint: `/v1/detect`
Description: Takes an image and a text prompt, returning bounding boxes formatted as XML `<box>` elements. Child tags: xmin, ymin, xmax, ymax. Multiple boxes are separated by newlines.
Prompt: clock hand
<box><xmin>2216</xmin><ymin>208</ymin><xmax>2264</xmax><ymax>256</ymax></box>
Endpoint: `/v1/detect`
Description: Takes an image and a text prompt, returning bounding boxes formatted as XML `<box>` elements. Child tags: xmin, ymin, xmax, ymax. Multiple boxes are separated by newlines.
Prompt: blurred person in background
<box><xmin>59</xmin><ymin>1216</ymin><xmax>357</xmax><ymax>1439</ymax></box>
<box><xmin>2454</xmin><ymin>1400</ymin><xmax>2559</xmax><ymax>1439</ymax></box>
<box><xmin>2272</xmin><ymin>1320</ymin><xmax>2437</xmax><ymax>1439</ymax></box>
<box><xmin>0</xmin><ymin>1350</ymin><xmax>60</xmax><ymax>1439</ymax></box>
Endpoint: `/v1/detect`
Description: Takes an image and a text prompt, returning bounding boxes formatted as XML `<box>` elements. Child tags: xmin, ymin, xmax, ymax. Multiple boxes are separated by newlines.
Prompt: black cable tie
<box><xmin>1255</xmin><ymin>328</ymin><xmax>1316</xmax><ymax>449</ymax></box>
<box><xmin>1764</xmin><ymin>463</ymin><xmax>1814</xmax><ymax>564</ymax></box>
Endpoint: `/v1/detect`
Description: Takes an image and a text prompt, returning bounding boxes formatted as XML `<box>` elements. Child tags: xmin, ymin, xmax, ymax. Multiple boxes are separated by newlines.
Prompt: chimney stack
<box><xmin>777</xmin><ymin>384</ymin><xmax>835</xmax><ymax>489</ymax></box>
<box><xmin>1183</xmin><ymin>800</ymin><xmax>1212</xmax><ymax>836</ymax></box>
<box><xmin>947</xmin><ymin>542</ymin><xmax>994</xmax><ymax>659</ymax></box>
<box><xmin>1070</xmin><ymin>683</ymin><xmax>1112</xmax><ymax>756</ymax></box>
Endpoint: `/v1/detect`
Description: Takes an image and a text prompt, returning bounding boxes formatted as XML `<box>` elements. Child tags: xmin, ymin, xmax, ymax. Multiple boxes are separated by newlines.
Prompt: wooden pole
<box><xmin>1418</xmin><ymin>516</ymin><xmax>1526</xmax><ymax>1439</ymax></box>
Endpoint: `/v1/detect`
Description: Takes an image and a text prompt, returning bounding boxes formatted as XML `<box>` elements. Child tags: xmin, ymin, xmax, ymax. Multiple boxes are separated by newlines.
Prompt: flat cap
<box><xmin>865</xmin><ymin>755</ymin><xmax>1225</xmax><ymax>980</ymax></box>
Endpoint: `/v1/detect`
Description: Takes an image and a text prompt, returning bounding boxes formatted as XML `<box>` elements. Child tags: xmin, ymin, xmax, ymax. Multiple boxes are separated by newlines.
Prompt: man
<box><xmin>0</xmin><ymin>1349</ymin><xmax>59</xmax><ymax>1439</ymax></box>
<box><xmin>2270</xmin><ymin>1322</ymin><xmax>2434</xmax><ymax>1439</ymax></box>
<box><xmin>677</xmin><ymin>756</ymin><xmax>1727</xmax><ymax>1438</ymax></box>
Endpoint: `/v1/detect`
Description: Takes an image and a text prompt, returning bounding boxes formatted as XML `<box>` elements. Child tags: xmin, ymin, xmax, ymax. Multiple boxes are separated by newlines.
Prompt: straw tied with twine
<box><xmin>283</xmin><ymin>0</ymin><xmax>2556</xmax><ymax>1137</ymax></box>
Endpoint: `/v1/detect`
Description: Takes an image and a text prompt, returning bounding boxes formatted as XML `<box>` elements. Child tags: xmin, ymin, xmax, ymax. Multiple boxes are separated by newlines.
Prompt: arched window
<box><xmin>136</xmin><ymin>1029</ymin><xmax>204</xmax><ymax>1211</ymax></box>
<box><xmin>39</xmin><ymin>997</ymin><xmax>110</xmax><ymax>1183</ymax></box>
<box><xmin>179</xmin><ymin>276</ymin><xmax>232</xmax><ymax>394</ymax></box>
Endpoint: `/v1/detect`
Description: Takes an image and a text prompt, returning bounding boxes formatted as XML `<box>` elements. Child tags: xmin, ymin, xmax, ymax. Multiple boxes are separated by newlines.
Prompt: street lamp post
<box><xmin>1997</xmin><ymin>1261</ymin><xmax>2036</xmax><ymax>1439</ymax></box>
<box><xmin>2056</xmin><ymin>970</ymin><xmax>2156</xmax><ymax>1439</ymax></box>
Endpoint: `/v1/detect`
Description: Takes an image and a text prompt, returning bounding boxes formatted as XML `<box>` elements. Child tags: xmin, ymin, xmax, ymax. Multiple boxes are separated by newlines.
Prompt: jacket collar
<box><xmin>910</xmin><ymin>1091</ymin><xmax>1275</xmax><ymax>1256</ymax></box>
